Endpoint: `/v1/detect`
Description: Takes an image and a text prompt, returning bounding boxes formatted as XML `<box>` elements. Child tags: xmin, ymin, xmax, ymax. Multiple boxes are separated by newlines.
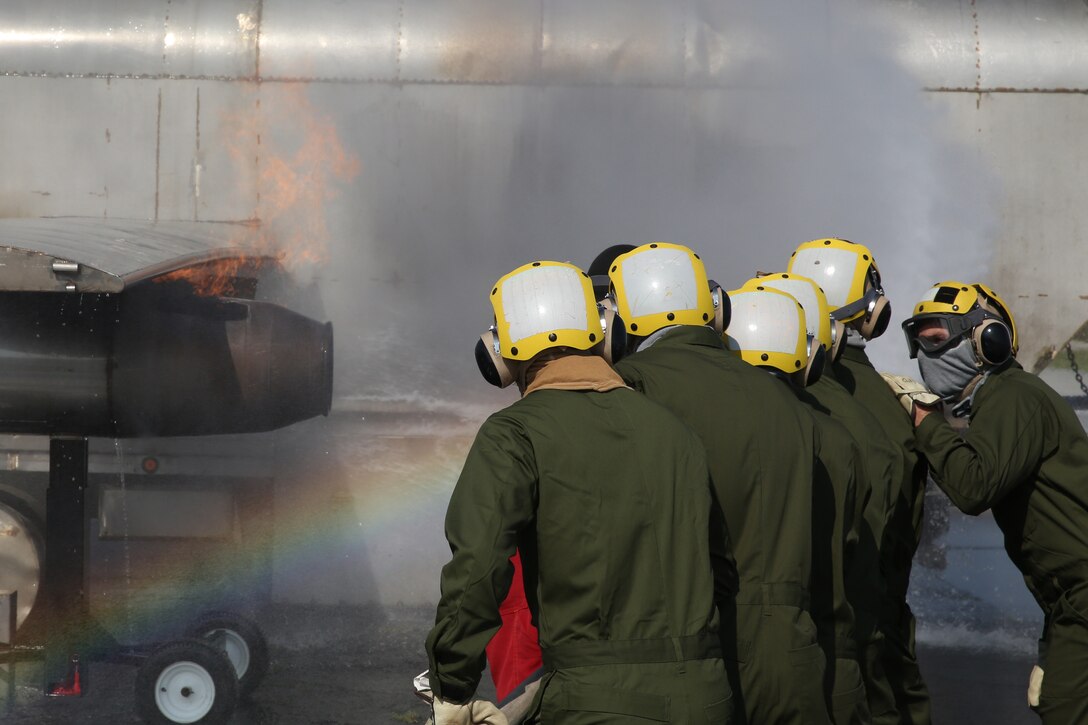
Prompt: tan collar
<box><xmin>522</xmin><ymin>355</ymin><xmax>628</xmax><ymax>396</ymax></box>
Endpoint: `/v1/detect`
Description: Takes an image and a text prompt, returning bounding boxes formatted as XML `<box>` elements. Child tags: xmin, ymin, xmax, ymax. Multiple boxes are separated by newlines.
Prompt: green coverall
<box><xmin>915</xmin><ymin>362</ymin><xmax>1088</xmax><ymax>723</ymax></box>
<box><xmin>796</xmin><ymin>389</ymin><xmax>871</xmax><ymax>725</ymax></box>
<box><xmin>615</xmin><ymin>325</ymin><xmax>831</xmax><ymax>725</ymax></box>
<box><xmin>835</xmin><ymin>345</ymin><xmax>931</xmax><ymax>725</ymax></box>
<box><xmin>426</xmin><ymin>360</ymin><xmax>732</xmax><ymax>724</ymax></box>
<box><xmin>808</xmin><ymin>370</ymin><xmax>903</xmax><ymax>725</ymax></box>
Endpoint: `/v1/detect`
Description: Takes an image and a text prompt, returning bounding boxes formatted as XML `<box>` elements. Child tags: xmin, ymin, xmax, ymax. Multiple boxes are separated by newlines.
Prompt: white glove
<box><xmin>1028</xmin><ymin>664</ymin><xmax>1044</xmax><ymax>708</ymax></box>
<box><xmin>433</xmin><ymin>696</ymin><xmax>509</xmax><ymax>725</ymax></box>
<box><xmin>880</xmin><ymin>373</ymin><xmax>940</xmax><ymax>415</ymax></box>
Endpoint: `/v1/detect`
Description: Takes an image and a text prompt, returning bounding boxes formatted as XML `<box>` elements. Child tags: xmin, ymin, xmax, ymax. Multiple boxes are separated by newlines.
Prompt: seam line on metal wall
<box><xmin>3</xmin><ymin>72</ymin><xmax>1088</xmax><ymax>94</ymax></box>
<box><xmin>927</xmin><ymin>87</ymin><xmax>1088</xmax><ymax>95</ymax></box>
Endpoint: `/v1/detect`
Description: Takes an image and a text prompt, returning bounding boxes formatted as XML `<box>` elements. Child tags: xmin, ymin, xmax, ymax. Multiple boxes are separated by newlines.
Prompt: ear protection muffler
<box><xmin>802</xmin><ymin>334</ymin><xmax>825</xmax><ymax>387</ymax></box>
<box><xmin>859</xmin><ymin>295</ymin><xmax>891</xmax><ymax>340</ymax></box>
<box><xmin>475</xmin><ymin>327</ymin><xmax>515</xmax><ymax>388</ymax></box>
<box><xmin>708</xmin><ymin>280</ymin><xmax>730</xmax><ymax>335</ymax></box>
<box><xmin>972</xmin><ymin>318</ymin><xmax>1013</xmax><ymax>367</ymax></box>
<box><xmin>597</xmin><ymin>298</ymin><xmax>628</xmax><ymax>364</ymax></box>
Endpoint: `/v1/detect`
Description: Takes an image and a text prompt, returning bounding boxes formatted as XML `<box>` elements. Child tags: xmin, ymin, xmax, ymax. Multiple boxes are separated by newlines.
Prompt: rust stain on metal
<box><xmin>1079</xmin><ymin>295</ymin><xmax>1088</xmax><ymax>300</ymax></box>
<box><xmin>30</xmin><ymin>190</ymin><xmax>51</xmax><ymax>197</ymax></box>
<box><xmin>105</xmin><ymin>128</ymin><xmax>111</xmax><ymax>143</ymax></box>
<box><xmin>1037</xmin><ymin>293</ymin><xmax>1050</xmax><ymax>298</ymax></box>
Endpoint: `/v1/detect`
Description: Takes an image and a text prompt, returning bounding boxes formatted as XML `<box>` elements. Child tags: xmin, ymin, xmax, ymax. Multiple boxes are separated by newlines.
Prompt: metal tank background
<box><xmin>0</xmin><ymin>0</ymin><xmax>1085</xmax><ymax>616</ymax></box>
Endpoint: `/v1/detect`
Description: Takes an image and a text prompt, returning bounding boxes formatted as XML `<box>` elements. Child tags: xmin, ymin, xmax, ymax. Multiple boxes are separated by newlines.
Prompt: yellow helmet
<box><xmin>901</xmin><ymin>280</ymin><xmax>1018</xmax><ymax>366</ymax></box>
<box><xmin>787</xmin><ymin>238</ymin><xmax>891</xmax><ymax>340</ymax></box>
<box><xmin>743</xmin><ymin>272</ymin><xmax>844</xmax><ymax>361</ymax></box>
<box><xmin>725</xmin><ymin>285</ymin><xmax>824</xmax><ymax>386</ymax></box>
<box><xmin>608</xmin><ymin>243</ymin><xmax>721</xmax><ymax>337</ymax></box>
<box><xmin>475</xmin><ymin>261</ymin><xmax>601</xmax><ymax>387</ymax></box>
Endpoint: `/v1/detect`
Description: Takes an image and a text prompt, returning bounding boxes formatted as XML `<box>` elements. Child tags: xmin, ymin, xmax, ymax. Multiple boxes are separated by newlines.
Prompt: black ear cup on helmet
<box><xmin>475</xmin><ymin>330</ymin><xmax>515</xmax><ymax>388</ymax></box>
<box><xmin>803</xmin><ymin>336</ymin><xmax>825</xmax><ymax>387</ymax></box>
<box><xmin>708</xmin><ymin>282</ymin><xmax>730</xmax><ymax>334</ymax></box>
<box><xmin>859</xmin><ymin>295</ymin><xmax>891</xmax><ymax>340</ymax></box>
<box><xmin>598</xmin><ymin>299</ymin><xmax>628</xmax><ymax>364</ymax></box>
<box><xmin>973</xmin><ymin>319</ymin><xmax>1013</xmax><ymax>366</ymax></box>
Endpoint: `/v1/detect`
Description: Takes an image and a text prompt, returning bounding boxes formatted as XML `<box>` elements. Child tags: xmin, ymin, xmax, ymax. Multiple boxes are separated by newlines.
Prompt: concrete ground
<box><xmin>0</xmin><ymin>602</ymin><xmax>1039</xmax><ymax>725</ymax></box>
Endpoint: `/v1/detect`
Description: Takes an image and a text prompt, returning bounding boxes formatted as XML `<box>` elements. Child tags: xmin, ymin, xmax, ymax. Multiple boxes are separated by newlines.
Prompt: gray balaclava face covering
<box><xmin>917</xmin><ymin>336</ymin><xmax>980</xmax><ymax>400</ymax></box>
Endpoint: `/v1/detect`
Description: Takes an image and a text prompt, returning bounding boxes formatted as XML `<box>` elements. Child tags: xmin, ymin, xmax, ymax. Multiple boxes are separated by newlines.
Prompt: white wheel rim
<box><xmin>154</xmin><ymin>661</ymin><xmax>216</xmax><ymax>723</ymax></box>
<box><xmin>206</xmin><ymin>628</ymin><xmax>250</xmax><ymax>679</ymax></box>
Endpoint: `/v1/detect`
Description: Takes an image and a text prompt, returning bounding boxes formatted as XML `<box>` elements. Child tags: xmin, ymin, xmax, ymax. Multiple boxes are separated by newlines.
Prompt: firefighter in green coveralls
<box><xmin>728</xmin><ymin>281</ymin><xmax>869</xmax><ymax>725</ymax></box>
<box><xmin>602</xmin><ymin>243</ymin><xmax>831</xmax><ymax>725</ymax></box>
<box><xmin>788</xmin><ymin>239</ymin><xmax>930</xmax><ymax>725</ymax></box>
<box><xmin>425</xmin><ymin>260</ymin><xmax>732</xmax><ymax>725</ymax></box>
<box><xmin>890</xmin><ymin>281</ymin><xmax>1088</xmax><ymax>724</ymax></box>
<box><xmin>742</xmin><ymin>273</ymin><xmax>902</xmax><ymax>725</ymax></box>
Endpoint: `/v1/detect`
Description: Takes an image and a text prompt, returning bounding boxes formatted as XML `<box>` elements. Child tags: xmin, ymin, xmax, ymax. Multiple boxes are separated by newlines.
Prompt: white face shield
<box><xmin>618</xmin><ymin>247</ymin><xmax>701</xmax><ymax>319</ymax></box>
<box><xmin>500</xmin><ymin>265</ymin><xmax>593</xmax><ymax>346</ymax></box>
<box><xmin>725</xmin><ymin>290</ymin><xmax>804</xmax><ymax>356</ymax></box>
<box><xmin>759</xmin><ymin>278</ymin><xmax>820</xmax><ymax>338</ymax></box>
<box><xmin>788</xmin><ymin>247</ymin><xmax>861</xmax><ymax>310</ymax></box>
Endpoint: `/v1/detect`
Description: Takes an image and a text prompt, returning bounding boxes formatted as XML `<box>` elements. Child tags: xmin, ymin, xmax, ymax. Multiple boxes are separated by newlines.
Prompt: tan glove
<box><xmin>1028</xmin><ymin>664</ymin><xmax>1044</xmax><ymax>708</ymax></box>
<box><xmin>432</xmin><ymin>697</ymin><xmax>509</xmax><ymax>725</ymax></box>
<box><xmin>880</xmin><ymin>373</ymin><xmax>940</xmax><ymax>415</ymax></box>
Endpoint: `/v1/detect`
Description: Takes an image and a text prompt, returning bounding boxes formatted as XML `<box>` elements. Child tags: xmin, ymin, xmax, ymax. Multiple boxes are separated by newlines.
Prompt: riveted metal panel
<box><xmin>542</xmin><ymin>0</ymin><xmax>685</xmax><ymax>86</ymax></box>
<box><xmin>398</xmin><ymin>0</ymin><xmax>540</xmax><ymax>84</ymax></box>
<box><xmin>0</xmin><ymin>0</ymin><xmax>257</xmax><ymax>80</ymax></box>
<box><xmin>259</xmin><ymin>0</ymin><xmax>401</xmax><ymax>81</ymax></box>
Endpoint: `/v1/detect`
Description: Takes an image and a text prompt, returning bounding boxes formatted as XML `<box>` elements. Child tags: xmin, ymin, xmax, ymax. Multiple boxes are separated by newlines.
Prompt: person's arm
<box><xmin>426</xmin><ymin>415</ymin><xmax>537</xmax><ymax>703</ymax></box>
<box><xmin>914</xmin><ymin>389</ymin><xmax>1049</xmax><ymax>515</ymax></box>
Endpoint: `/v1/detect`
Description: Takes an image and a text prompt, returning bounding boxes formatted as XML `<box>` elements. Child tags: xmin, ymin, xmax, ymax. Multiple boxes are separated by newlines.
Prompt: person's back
<box><xmin>598</xmin><ymin>243</ymin><xmax>827</xmax><ymax>725</ymax></box>
<box><xmin>432</xmin><ymin>373</ymin><xmax>732</xmax><ymax>723</ymax></box>
<box><xmin>426</xmin><ymin>260</ymin><xmax>730</xmax><ymax>725</ymax></box>
<box><xmin>617</xmin><ymin>325</ymin><xmax>828</xmax><ymax>725</ymax></box>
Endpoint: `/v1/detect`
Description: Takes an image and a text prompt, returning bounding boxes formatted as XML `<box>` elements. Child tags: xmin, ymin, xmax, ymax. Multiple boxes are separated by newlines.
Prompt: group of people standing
<box><xmin>421</xmin><ymin>238</ymin><xmax>1088</xmax><ymax>725</ymax></box>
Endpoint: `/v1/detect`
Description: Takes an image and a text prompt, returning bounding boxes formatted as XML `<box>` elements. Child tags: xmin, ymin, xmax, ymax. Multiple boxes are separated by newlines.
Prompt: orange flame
<box><xmin>156</xmin><ymin>254</ymin><xmax>279</xmax><ymax>298</ymax></box>
<box><xmin>159</xmin><ymin>84</ymin><xmax>360</xmax><ymax>297</ymax></box>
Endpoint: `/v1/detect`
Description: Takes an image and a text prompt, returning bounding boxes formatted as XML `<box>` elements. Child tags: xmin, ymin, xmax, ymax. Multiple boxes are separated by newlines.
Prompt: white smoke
<box><xmin>321</xmin><ymin>0</ymin><xmax>997</xmax><ymax>397</ymax></box>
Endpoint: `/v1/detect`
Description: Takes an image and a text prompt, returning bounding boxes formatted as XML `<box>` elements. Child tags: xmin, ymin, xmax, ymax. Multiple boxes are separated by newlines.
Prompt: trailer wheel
<box><xmin>185</xmin><ymin>610</ymin><xmax>269</xmax><ymax>699</ymax></box>
<box><xmin>136</xmin><ymin>639</ymin><xmax>237</xmax><ymax>724</ymax></box>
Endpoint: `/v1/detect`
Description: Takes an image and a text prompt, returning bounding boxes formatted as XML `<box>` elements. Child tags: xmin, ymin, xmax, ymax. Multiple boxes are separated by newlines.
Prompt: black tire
<box><xmin>135</xmin><ymin>639</ymin><xmax>238</xmax><ymax>725</ymax></box>
<box><xmin>185</xmin><ymin>610</ymin><xmax>270</xmax><ymax>699</ymax></box>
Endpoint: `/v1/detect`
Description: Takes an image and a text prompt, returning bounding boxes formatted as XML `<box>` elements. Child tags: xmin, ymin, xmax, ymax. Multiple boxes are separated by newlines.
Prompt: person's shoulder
<box><xmin>977</xmin><ymin>365</ymin><xmax>1056</xmax><ymax>415</ymax></box>
<box><xmin>989</xmin><ymin>365</ymin><xmax>1048</xmax><ymax>398</ymax></box>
